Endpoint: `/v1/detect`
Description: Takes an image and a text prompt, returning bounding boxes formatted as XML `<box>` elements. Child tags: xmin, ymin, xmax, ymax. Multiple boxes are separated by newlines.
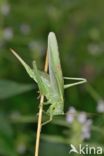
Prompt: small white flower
<box><xmin>3</xmin><ymin>27</ymin><xmax>13</xmax><ymax>40</ymax></box>
<box><xmin>66</xmin><ymin>107</ymin><xmax>93</xmax><ymax>140</ymax></box>
<box><xmin>82</xmin><ymin>131</ymin><xmax>91</xmax><ymax>139</ymax></box>
<box><xmin>1</xmin><ymin>3</ymin><xmax>10</xmax><ymax>16</ymax></box>
<box><xmin>68</xmin><ymin>107</ymin><xmax>76</xmax><ymax>114</ymax></box>
<box><xmin>20</xmin><ymin>23</ymin><xmax>31</xmax><ymax>35</ymax></box>
<box><xmin>82</xmin><ymin>119</ymin><xmax>92</xmax><ymax>140</ymax></box>
<box><xmin>77</xmin><ymin>112</ymin><xmax>87</xmax><ymax>124</ymax></box>
<box><xmin>83</xmin><ymin>120</ymin><xmax>92</xmax><ymax>132</ymax></box>
<box><xmin>66</xmin><ymin>107</ymin><xmax>76</xmax><ymax>123</ymax></box>
<box><xmin>97</xmin><ymin>99</ymin><xmax>104</xmax><ymax>112</ymax></box>
<box><xmin>66</xmin><ymin>114</ymin><xmax>74</xmax><ymax>123</ymax></box>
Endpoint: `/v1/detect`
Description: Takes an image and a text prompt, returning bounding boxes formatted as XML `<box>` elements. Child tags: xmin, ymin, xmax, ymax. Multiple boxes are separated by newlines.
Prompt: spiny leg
<box><xmin>64</xmin><ymin>77</ymin><xmax>87</xmax><ymax>89</ymax></box>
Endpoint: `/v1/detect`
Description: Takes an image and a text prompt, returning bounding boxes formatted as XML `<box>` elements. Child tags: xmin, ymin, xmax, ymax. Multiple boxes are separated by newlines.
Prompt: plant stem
<box><xmin>35</xmin><ymin>52</ymin><xmax>48</xmax><ymax>156</ymax></box>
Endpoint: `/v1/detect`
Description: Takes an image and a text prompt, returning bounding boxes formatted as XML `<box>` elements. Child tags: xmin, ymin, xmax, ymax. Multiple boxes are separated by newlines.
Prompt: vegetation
<box><xmin>0</xmin><ymin>0</ymin><xmax>104</xmax><ymax>156</ymax></box>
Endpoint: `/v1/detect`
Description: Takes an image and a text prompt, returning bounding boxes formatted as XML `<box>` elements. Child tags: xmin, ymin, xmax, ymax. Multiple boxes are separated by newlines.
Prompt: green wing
<box><xmin>48</xmin><ymin>32</ymin><xmax>64</xmax><ymax>99</ymax></box>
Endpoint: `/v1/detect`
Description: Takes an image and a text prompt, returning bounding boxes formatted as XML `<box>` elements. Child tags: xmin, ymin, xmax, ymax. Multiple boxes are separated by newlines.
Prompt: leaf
<box><xmin>0</xmin><ymin>114</ymin><xmax>13</xmax><ymax>137</ymax></box>
<box><xmin>0</xmin><ymin>79</ymin><xmax>34</xmax><ymax>99</ymax></box>
<box><xmin>0</xmin><ymin>136</ymin><xmax>18</xmax><ymax>156</ymax></box>
<box><xmin>41</xmin><ymin>134</ymin><xmax>69</xmax><ymax>144</ymax></box>
<box><xmin>0</xmin><ymin>114</ymin><xmax>18</xmax><ymax>156</ymax></box>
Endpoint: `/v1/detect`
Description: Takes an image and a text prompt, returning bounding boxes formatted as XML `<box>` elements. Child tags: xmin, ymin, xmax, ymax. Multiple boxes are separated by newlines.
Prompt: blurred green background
<box><xmin>0</xmin><ymin>0</ymin><xmax>104</xmax><ymax>156</ymax></box>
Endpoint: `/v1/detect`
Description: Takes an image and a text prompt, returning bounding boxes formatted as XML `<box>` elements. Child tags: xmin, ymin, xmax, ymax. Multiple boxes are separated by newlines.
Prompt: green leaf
<box><xmin>0</xmin><ymin>79</ymin><xmax>34</xmax><ymax>99</ymax></box>
<box><xmin>0</xmin><ymin>114</ymin><xmax>18</xmax><ymax>156</ymax></box>
<box><xmin>41</xmin><ymin>134</ymin><xmax>69</xmax><ymax>145</ymax></box>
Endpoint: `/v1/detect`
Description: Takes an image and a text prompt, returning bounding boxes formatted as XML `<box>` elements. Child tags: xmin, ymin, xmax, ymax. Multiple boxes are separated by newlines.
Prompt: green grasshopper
<box><xmin>11</xmin><ymin>32</ymin><xmax>87</xmax><ymax>124</ymax></box>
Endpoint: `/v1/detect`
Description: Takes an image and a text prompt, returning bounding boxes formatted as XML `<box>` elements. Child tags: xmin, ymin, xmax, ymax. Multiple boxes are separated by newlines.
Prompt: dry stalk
<box><xmin>35</xmin><ymin>53</ymin><xmax>48</xmax><ymax>156</ymax></box>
